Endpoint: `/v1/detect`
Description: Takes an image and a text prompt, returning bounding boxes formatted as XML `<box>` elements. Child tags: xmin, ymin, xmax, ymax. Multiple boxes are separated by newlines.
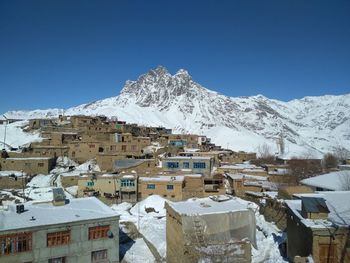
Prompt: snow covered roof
<box><xmin>114</xmin><ymin>159</ymin><xmax>151</xmax><ymax>169</ymax></box>
<box><xmin>286</xmin><ymin>191</ymin><xmax>350</xmax><ymax>227</ymax></box>
<box><xmin>167</xmin><ymin>196</ymin><xmax>251</xmax><ymax>216</ymax></box>
<box><xmin>301</xmin><ymin>171</ymin><xmax>350</xmax><ymax>191</ymax></box>
<box><xmin>220</xmin><ymin>163</ymin><xmax>259</xmax><ymax>169</ymax></box>
<box><xmin>0</xmin><ymin>197</ymin><xmax>119</xmax><ymax>231</ymax></box>
<box><xmin>225</xmin><ymin>173</ymin><xmax>267</xmax><ymax>181</ymax></box>
<box><xmin>164</xmin><ymin>156</ymin><xmax>212</xmax><ymax>161</ymax></box>
<box><xmin>5</xmin><ymin>157</ymin><xmax>52</xmax><ymax>160</ymax></box>
<box><xmin>139</xmin><ymin>176</ymin><xmax>184</xmax><ymax>182</ymax></box>
<box><xmin>0</xmin><ymin>170</ymin><xmax>27</xmax><ymax>177</ymax></box>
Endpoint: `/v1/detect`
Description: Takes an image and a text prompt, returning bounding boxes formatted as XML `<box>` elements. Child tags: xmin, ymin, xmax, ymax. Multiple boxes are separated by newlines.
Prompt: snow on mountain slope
<box><xmin>3</xmin><ymin>66</ymin><xmax>350</xmax><ymax>157</ymax></box>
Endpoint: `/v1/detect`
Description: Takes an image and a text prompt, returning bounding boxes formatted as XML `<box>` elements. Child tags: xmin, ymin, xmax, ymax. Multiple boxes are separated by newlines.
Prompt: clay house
<box><xmin>162</xmin><ymin>156</ymin><xmax>214</xmax><ymax>176</ymax></box>
<box><xmin>182</xmin><ymin>174</ymin><xmax>205</xmax><ymax>199</ymax></box>
<box><xmin>202</xmin><ymin>174</ymin><xmax>227</xmax><ymax>196</ymax></box>
<box><xmin>138</xmin><ymin>175</ymin><xmax>185</xmax><ymax>201</ymax></box>
<box><xmin>216</xmin><ymin>163</ymin><xmax>262</xmax><ymax>175</ymax></box>
<box><xmin>19</xmin><ymin>144</ymin><xmax>70</xmax><ymax>159</ymax></box>
<box><xmin>0</xmin><ymin>191</ymin><xmax>119</xmax><ymax>263</ymax></box>
<box><xmin>165</xmin><ymin>195</ymin><xmax>256</xmax><ymax>263</ymax></box>
<box><xmin>278</xmin><ymin>185</ymin><xmax>314</xmax><ymax>200</ymax></box>
<box><xmin>112</xmin><ymin>159</ymin><xmax>159</xmax><ymax>174</ymax></box>
<box><xmin>224</xmin><ymin>173</ymin><xmax>269</xmax><ymax>196</ymax></box>
<box><xmin>0</xmin><ymin>157</ymin><xmax>56</xmax><ymax>175</ymax></box>
<box><xmin>68</xmin><ymin>141</ymin><xmax>101</xmax><ymax>163</ymax></box>
<box><xmin>221</xmin><ymin>151</ymin><xmax>257</xmax><ymax>164</ymax></box>
<box><xmin>0</xmin><ymin>170</ymin><xmax>28</xmax><ymax>189</ymax></box>
<box><xmin>285</xmin><ymin>192</ymin><xmax>350</xmax><ymax>263</ymax></box>
<box><xmin>28</xmin><ymin>118</ymin><xmax>55</xmax><ymax>130</ymax></box>
<box><xmin>77</xmin><ymin>174</ymin><xmax>137</xmax><ymax>203</ymax></box>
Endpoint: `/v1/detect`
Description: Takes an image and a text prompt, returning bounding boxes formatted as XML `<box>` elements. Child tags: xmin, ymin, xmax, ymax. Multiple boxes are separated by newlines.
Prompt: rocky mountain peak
<box><xmin>119</xmin><ymin>66</ymin><xmax>204</xmax><ymax>108</ymax></box>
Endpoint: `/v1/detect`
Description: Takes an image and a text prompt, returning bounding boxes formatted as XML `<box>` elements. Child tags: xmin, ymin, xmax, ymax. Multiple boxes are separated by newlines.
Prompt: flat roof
<box><xmin>301</xmin><ymin>171</ymin><xmax>350</xmax><ymax>191</ymax></box>
<box><xmin>4</xmin><ymin>157</ymin><xmax>52</xmax><ymax>160</ymax></box>
<box><xmin>0</xmin><ymin>170</ymin><xmax>27</xmax><ymax>177</ymax></box>
<box><xmin>225</xmin><ymin>173</ymin><xmax>268</xmax><ymax>181</ymax></box>
<box><xmin>0</xmin><ymin>197</ymin><xmax>118</xmax><ymax>231</ymax></box>
<box><xmin>164</xmin><ymin>156</ymin><xmax>212</xmax><ymax>161</ymax></box>
<box><xmin>167</xmin><ymin>196</ymin><xmax>251</xmax><ymax>216</ymax></box>
<box><xmin>139</xmin><ymin>176</ymin><xmax>184</xmax><ymax>182</ymax></box>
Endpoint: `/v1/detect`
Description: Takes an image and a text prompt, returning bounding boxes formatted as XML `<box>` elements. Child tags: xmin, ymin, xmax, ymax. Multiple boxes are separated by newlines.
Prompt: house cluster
<box><xmin>1</xmin><ymin>115</ymin><xmax>350</xmax><ymax>262</ymax></box>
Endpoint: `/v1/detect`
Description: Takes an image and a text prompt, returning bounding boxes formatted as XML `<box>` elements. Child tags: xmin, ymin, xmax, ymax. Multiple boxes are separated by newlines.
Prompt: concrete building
<box><xmin>165</xmin><ymin>195</ymin><xmax>256</xmax><ymax>263</ymax></box>
<box><xmin>162</xmin><ymin>156</ymin><xmax>213</xmax><ymax>176</ymax></box>
<box><xmin>0</xmin><ymin>157</ymin><xmax>56</xmax><ymax>175</ymax></box>
<box><xmin>138</xmin><ymin>176</ymin><xmax>184</xmax><ymax>201</ymax></box>
<box><xmin>285</xmin><ymin>192</ymin><xmax>350</xmax><ymax>263</ymax></box>
<box><xmin>0</xmin><ymin>192</ymin><xmax>119</xmax><ymax>263</ymax></box>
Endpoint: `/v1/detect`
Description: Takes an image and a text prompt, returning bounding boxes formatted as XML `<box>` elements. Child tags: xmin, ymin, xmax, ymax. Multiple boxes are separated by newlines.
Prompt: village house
<box><xmin>220</xmin><ymin>151</ymin><xmax>257</xmax><ymax>164</ymax></box>
<box><xmin>216</xmin><ymin>163</ymin><xmax>262</xmax><ymax>175</ymax></box>
<box><xmin>165</xmin><ymin>195</ymin><xmax>256</xmax><ymax>263</ymax></box>
<box><xmin>162</xmin><ymin>156</ymin><xmax>213</xmax><ymax>176</ymax></box>
<box><xmin>0</xmin><ymin>157</ymin><xmax>56</xmax><ymax>175</ymax></box>
<box><xmin>77</xmin><ymin>174</ymin><xmax>137</xmax><ymax>203</ymax></box>
<box><xmin>285</xmin><ymin>192</ymin><xmax>350</xmax><ymax>263</ymax></box>
<box><xmin>0</xmin><ymin>189</ymin><xmax>120</xmax><ymax>263</ymax></box>
<box><xmin>138</xmin><ymin>175</ymin><xmax>184</xmax><ymax>201</ymax></box>
<box><xmin>111</xmin><ymin>158</ymin><xmax>159</xmax><ymax>174</ymax></box>
<box><xmin>224</xmin><ymin>173</ymin><xmax>269</xmax><ymax>196</ymax></box>
<box><xmin>0</xmin><ymin>171</ymin><xmax>28</xmax><ymax>190</ymax></box>
<box><xmin>182</xmin><ymin>174</ymin><xmax>205</xmax><ymax>200</ymax></box>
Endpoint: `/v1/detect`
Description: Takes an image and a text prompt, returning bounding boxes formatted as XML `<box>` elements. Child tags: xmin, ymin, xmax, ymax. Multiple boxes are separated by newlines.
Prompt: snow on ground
<box><xmin>114</xmin><ymin>195</ymin><xmax>286</xmax><ymax>263</ymax></box>
<box><xmin>0</xmin><ymin>190</ymin><xmax>25</xmax><ymax>205</ymax></box>
<box><xmin>27</xmin><ymin>174</ymin><xmax>55</xmax><ymax>188</ymax></box>
<box><xmin>65</xmin><ymin>186</ymin><xmax>78</xmax><ymax>196</ymax></box>
<box><xmin>121</xmin><ymin>238</ymin><xmax>155</xmax><ymax>263</ymax></box>
<box><xmin>0</xmin><ymin>120</ymin><xmax>42</xmax><ymax>149</ymax></box>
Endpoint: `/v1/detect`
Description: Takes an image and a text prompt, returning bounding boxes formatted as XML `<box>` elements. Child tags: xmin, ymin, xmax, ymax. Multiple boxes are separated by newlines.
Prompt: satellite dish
<box><xmin>107</xmin><ymin>230</ymin><xmax>114</xmax><ymax>238</ymax></box>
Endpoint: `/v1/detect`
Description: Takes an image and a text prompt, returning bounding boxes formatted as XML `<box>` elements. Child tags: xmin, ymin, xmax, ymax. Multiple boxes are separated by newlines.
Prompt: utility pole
<box><xmin>21</xmin><ymin>170</ymin><xmax>25</xmax><ymax>202</ymax></box>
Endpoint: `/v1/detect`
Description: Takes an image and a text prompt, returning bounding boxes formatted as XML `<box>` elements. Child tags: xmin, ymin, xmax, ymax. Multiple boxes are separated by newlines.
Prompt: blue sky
<box><xmin>1</xmin><ymin>0</ymin><xmax>349</xmax><ymax>113</ymax></box>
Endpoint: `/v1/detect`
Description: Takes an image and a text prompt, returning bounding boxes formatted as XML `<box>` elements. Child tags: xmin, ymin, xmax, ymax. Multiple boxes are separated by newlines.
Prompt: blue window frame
<box><xmin>193</xmin><ymin>162</ymin><xmax>206</xmax><ymax>169</ymax></box>
<box><xmin>183</xmin><ymin>162</ymin><xmax>190</xmax><ymax>169</ymax></box>
<box><xmin>167</xmin><ymin>162</ymin><xmax>179</xmax><ymax>169</ymax></box>
<box><xmin>147</xmin><ymin>184</ymin><xmax>155</xmax><ymax>189</ymax></box>
<box><xmin>167</xmin><ymin>185</ymin><xmax>174</xmax><ymax>190</ymax></box>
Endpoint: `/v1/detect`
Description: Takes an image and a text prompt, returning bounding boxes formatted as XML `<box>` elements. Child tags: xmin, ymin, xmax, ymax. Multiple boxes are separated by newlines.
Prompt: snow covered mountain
<box><xmin>3</xmin><ymin>66</ymin><xmax>350</xmax><ymax>157</ymax></box>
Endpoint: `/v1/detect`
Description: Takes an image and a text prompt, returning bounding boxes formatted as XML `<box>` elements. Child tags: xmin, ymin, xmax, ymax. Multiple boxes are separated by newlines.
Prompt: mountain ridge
<box><xmin>3</xmin><ymin>66</ymin><xmax>350</xmax><ymax>158</ymax></box>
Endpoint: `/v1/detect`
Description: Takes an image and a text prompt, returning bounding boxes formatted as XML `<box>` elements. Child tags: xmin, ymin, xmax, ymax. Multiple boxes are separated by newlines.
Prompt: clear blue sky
<box><xmin>1</xmin><ymin>0</ymin><xmax>350</xmax><ymax>113</ymax></box>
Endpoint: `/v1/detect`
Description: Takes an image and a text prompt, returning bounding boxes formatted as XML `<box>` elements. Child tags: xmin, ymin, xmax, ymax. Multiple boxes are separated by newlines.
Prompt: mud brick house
<box><xmin>0</xmin><ymin>171</ymin><xmax>28</xmax><ymax>189</ymax></box>
<box><xmin>165</xmin><ymin>195</ymin><xmax>256</xmax><ymax>263</ymax></box>
<box><xmin>286</xmin><ymin>192</ymin><xmax>350</xmax><ymax>263</ymax></box>
<box><xmin>0</xmin><ymin>157</ymin><xmax>56</xmax><ymax>175</ymax></box>
<box><xmin>162</xmin><ymin>156</ymin><xmax>213</xmax><ymax>176</ymax></box>
<box><xmin>138</xmin><ymin>175</ymin><xmax>184</xmax><ymax>201</ymax></box>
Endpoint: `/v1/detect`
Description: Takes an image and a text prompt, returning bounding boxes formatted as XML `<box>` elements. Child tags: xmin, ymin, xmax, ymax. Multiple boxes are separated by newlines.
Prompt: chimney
<box><xmin>52</xmin><ymin>188</ymin><xmax>67</xmax><ymax>206</ymax></box>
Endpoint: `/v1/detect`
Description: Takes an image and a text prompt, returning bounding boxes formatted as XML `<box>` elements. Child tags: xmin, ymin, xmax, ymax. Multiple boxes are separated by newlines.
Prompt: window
<box><xmin>167</xmin><ymin>162</ymin><xmax>179</xmax><ymax>169</ymax></box>
<box><xmin>121</xmin><ymin>179</ymin><xmax>135</xmax><ymax>187</ymax></box>
<box><xmin>167</xmin><ymin>185</ymin><xmax>174</xmax><ymax>190</ymax></box>
<box><xmin>25</xmin><ymin>163</ymin><xmax>31</xmax><ymax>167</ymax></box>
<box><xmin>110</xmin><ymin>145</ymin><xmax>116</xmax><ymax>151</ymax></box>
<box><xmin>147</xmin><ymin>184</ymin><xmax>155</xmax><ymax>189</ymax></box>
<box><xmin>91</xmin><ymin>249</ymin><xmax>108</xmax><ymax>262</ymax></box>
<box><xmin>48</xmin><ymin>256</ymin><xmax>66</xmax><ymax>263</ymax></box>
<box><xmin>131</xmin><ymin>145</ymin><xmax>137</xmax><ymax>151</ymax></box>
<box><xmin>0</xmin><ymin>232</ymin><xmax>32</xmax><ymax>256</ymax></box>
<box><xmin>193</xmin><ymin>162</ymin><xmax>206</xmax><ymax>169</ymax></box>
<box><xmin>47</xmin><ymin>231</ymin><xmax>70</xmax><ymax>247</ymax></box>
<box><xmin>183</xmin><ymin>162</ymin><xmax>190</xmax><ymax>169</ymax></box>
<box><xmin>121</xmin><ymin>145</ymin><xmax>127</xmax><ymax>152</ymax></box>
<box><xmin>89</xmin><ymin>144</ymin><xmax>95</xmax><ymax>149</ymax></box>
<box><xmin>38</xmin><ymin>163</ymin><xmax>44</xmax><ymax>167</ymax></box>
<box><xmin>88</xmin><ymin>225</ymin><xmax>110</xmax><ymax>240</ymax></box>
<box><xmin>87</xmin><ymin>181</ymin><xmax>94</xmax><ymax>187</ymax></box>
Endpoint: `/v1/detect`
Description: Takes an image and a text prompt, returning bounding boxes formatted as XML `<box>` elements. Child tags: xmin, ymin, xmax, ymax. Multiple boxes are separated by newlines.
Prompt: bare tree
<box><xmin>251</xmin><ymin>143</ymin><xmax>276</xmax><ymax>165</ymax></box>
<box><xmin>333</xmin><ymin>145</ymin><xmax>350</xmax><ymax>164</ymax></box>
<box><xmin>288</xmin><ymin>157</ymin><xmax>323</xmax><ymax>182</ymax></box>
<box><xmin>322</xmin><ymin>153</ymin><xmax>338</xmax><ymax>170</ymax></box>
